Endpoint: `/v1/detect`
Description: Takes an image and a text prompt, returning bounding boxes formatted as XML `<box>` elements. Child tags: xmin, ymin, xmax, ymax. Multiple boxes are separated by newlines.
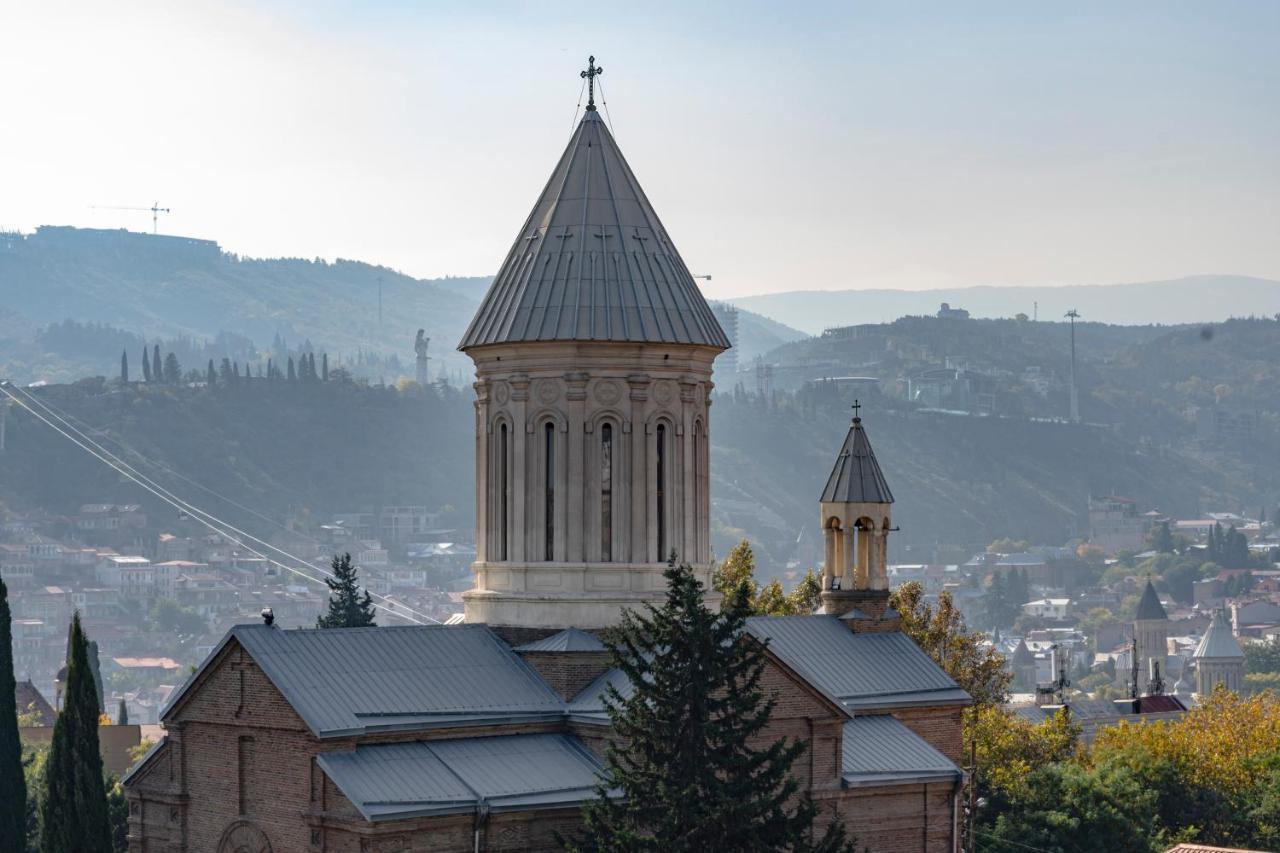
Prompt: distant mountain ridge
<box><xmin>730</xmin><ymin>275</ymin><xmax>1280</xmax><ymax>334</ymax></box>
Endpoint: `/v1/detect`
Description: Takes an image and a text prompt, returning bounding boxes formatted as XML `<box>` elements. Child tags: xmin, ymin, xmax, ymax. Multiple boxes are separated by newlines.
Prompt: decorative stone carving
<box><xmin>536</xmin><ymin>378</ymin><xmax>561</xmax><ymax>404</ymax></box>
<box><xmin>594</xmin><ymin>379</ymin><xmax>622</xmax><ymax>405</ymax></box>
<box><xmin>653</xmin><ymin>380</ymin><xmax>675</xmax><ymax>404</ymax></box>
<box><xmin>216</xmin><ymin>820</ymin><xmax>273</xmax><ymax>853</ymax></box>
<box><xmin>492</xmin><ymin>381</ymin><xmax>509</xmax><ymax>405</ymax></box>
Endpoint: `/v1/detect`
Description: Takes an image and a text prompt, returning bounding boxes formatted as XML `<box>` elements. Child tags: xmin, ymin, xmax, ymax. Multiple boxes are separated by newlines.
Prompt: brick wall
<box><xmin>840</xmin><ymin>782</ymin><xmax>958</xmax><ymax>853</ymax></box>
<box><xmin>892</xmin><ymin>705</ymin><xmax>966</xmax><ymax>764</ymax></box>
<box><xmin>516</xmin><ymin>650</ymin><xmax>612</xmax><ymax>700</ymax></box>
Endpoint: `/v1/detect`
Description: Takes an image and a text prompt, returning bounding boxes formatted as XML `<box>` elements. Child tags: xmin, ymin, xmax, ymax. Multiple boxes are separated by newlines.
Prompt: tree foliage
<box><xmin>0</xmin><ymin>577</ymin><xmax>26</xmax><ymax>850</ymax></box>
<box><xmin>568</xmin><ymin>564</ymin><xmax>849</xmax><ymax>853</ymax></box>
<box><xmin>41</xmin><ymin>613</ymin><xmax>112</xmax><ymax>853</ymax></box>
<box><xmin>317</xmin><ymin>553</ymin><xmax>376</xmax><ymax>628</ymax></box>
<box><xmin>891</xmin><ymin>581</ymin><xmax>1011</xmax><ymax>708</ymax></box>
<box><xmin>712</xmin><ymin>541</ymin><xmax>824</xmax><ymax>617</ymax></box>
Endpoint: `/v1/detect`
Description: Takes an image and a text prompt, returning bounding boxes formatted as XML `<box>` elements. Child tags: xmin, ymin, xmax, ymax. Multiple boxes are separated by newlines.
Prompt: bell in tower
<box><xmin>818</xmin><ymin>402</ymin><xmax>897</xmax><ymax>626</ymax></box>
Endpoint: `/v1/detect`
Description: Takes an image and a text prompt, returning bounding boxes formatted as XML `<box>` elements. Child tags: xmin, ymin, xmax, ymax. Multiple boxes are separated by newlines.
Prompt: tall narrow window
<box><xmin>545</xmin><ymin>422</ymin><xmax>555</xmax><ymax>561</ymax></box>
<box><xmin>601</xmin><ymin>423</ymin><xmax>613</xmax><ymax>561</ymax></box>
<box><xmin>498</xmin><ymin>423</ymin><xmax>509</xmax><ymax>561</ymax></box>
<box><xmin>655</xmin><ymin>424</ymin><xmax>666</xmax><ymax>562</ymax></box>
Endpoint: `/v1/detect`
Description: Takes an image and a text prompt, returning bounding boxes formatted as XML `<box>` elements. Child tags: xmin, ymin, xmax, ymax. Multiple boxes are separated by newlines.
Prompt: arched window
<box><xmin>498</xmin><ymin>423</ymin><xmax>509</xmax><ymax>561</ymax></box>
<box><xmin>544</xmin><ymin>422</ymin><xmax>555</xmax><ymax>561</ymax></box>
<box><xmin>601</xmin><ymin>423</ymin><xmax>613</xmax><ymax>562</ymax></box>
<box><xmin>655</xmin><ymin>423</ymin><xmax>666</xmax><ymax>562</ymax></box>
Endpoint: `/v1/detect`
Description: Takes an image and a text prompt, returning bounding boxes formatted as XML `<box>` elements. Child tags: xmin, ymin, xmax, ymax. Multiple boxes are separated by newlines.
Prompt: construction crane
<box><xmin>91</xmin><ymin>202</ymin><xmax>171</xmax><ymax>234</ymax></box>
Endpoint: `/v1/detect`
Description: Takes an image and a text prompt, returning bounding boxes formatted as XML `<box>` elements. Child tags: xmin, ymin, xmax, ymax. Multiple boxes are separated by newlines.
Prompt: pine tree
<box><xmin>206</xmin><ymin>359</ymin><xmax>216</xmax><ymax>386</ymax></box>
<box><xmin>41</xmin><ymin>613</ymin><xmax>112</xmax><ymax>853</ymax></box>
<box><xmin>321</xmin><ymin>352</ymin><xmax>329</xmax><ymax>381</ymax></box>
<box><xmin>116</xmin><ymin>698</ymin><xmax>128</xmax><ymax>726</ymax></box>
<box><xmin>309</xmin><ymin>352</ymin><xmax>318</xmax><ymax>381</ymax></box>
<box><xmin>0</xmin><ymin>577</ymin><xmax>26</xmax><ymax>851</ymax></box>
<box><xmin>151</xmin><ymin>345</ymin><xmax>162</xmax><ymax>384</ymax></box>
<box><xmin>141</xmin><ymin>348</ymin><xmax>152</xmax><ymax>382</ymax></box>
<box><xmin>568</xmin><ymin>564</ymin><xmax>848</xmax><ymax>852</ymax></box>
<box><xmin>163</xmin><ymin>352</ymin><xmax>181</xmax><ymax>384</ymax></box>
<box><xmin>316</xmin><ymin>554</ymin><xmax>376</xmax><ymax>628</ymax></box>
<box><xmin>287</xmin><ymin>357</ymin><xmax>296</xmax><ymax>382</ymax></box>
<box><xmin>119</xmin><ymin>350</ymin><xmax>128</xmax><ymax>384</ymax></box>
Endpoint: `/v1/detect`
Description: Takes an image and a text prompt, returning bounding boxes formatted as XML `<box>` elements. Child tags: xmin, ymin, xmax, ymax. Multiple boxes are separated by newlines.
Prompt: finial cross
<box><xmin>852</xmin><ymin>399</ymin><xmax>861</xmax><ymax>420</ymax></box>
<box><xmin>581</xmin><ymin>56</ymin><xmax>603</xmax><ymax>111</ymax></box>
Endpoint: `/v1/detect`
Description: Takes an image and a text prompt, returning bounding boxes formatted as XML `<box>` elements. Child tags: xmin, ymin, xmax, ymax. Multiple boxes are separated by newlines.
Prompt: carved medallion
<box><xmin>653</xmin><ymin>380</ymin><xmax>675</xmax><ymax>404</ymax></box>
<box><xmin>594</xmin><ymin>379</ymin><xmax>622</xmax><ymax>405</ymax></box>
<box><xmin>536</xmin><ymin>378</ymin><xmax>561</xmax><ymax>404</ymax></box>
<box><xmin>492</xmin><ymin>381</ymin><xmax>510</xmax><ymax>405</ymax></box>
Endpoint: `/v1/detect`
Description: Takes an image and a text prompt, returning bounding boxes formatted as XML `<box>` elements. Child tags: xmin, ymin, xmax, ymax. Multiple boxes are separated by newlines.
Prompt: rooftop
<box><xmin>820</xmin><ymin>415</ymin><xmax>894</xmax><ymax>505</ymax></box>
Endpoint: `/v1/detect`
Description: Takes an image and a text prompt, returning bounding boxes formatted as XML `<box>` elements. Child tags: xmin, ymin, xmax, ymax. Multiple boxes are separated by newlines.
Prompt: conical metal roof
<box><xmin>459</xmin><ymin>109</ymin><xmax>729</xmax><ymax>351</ymax></box>
<box><xmin>820</xmin><ymin>417</ymin><xmax>894</xmax><ymax>504</ymax></box>
<box><xmin>1194</xmin><ymin>609</ymin><xmax>1243</xmax><ymax>660</ymax></box>
<box><xmin>1134</xmin><ymin>580</ymin><xmax>1167</xmax><ymax>622</ymax></box>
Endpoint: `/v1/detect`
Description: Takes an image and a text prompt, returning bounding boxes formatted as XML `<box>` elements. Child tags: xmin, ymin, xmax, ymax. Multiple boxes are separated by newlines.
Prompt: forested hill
<box><xmin>0</xmin><ymin>226</ymin><xmax>486</xmax><ymax>379</ymax></box>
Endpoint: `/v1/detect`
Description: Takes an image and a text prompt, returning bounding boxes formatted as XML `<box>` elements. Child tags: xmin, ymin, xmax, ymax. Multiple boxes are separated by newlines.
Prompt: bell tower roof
<box><xmin>820</xmin><ymin>407</ymin><xmax>894</xmax><ymax>505</ymax></box>
<box><xmin>1135</xmin><ymin>579</ymin><xmax>1168</xmax><ymax>622</ymax></box>
<box><xmin>459</xmin><ymin>92</ymin><xmax>729</xmax><ymax>351</ymax></box>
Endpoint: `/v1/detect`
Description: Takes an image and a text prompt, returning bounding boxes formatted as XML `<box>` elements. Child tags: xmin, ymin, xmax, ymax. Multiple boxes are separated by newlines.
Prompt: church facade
<box><xmin>124</xmin><ymin>68</ymin><xmax>968</xmax><ymax>853</ymax></box>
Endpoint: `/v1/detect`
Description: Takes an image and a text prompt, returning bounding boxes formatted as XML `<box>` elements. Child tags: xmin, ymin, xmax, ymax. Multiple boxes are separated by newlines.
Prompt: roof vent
<box><xmin>261</xmin><ymin>607</ymin><xmax>275</xmax><ymax>627</ymax></box>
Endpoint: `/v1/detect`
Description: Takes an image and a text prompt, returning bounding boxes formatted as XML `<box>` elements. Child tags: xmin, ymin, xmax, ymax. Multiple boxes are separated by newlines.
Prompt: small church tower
<box><xmin>1194</xmin><ymin>607</ymin><xmax>1244</xmax><ymax>697</ymax></box>
<box><xmin>1133</xmin><ymin>579</ymin><xmax>1169</xmax><ymax>695</ymax></box>
<box><xmin>818</xmin><ymin>404</ymin><xmax>896</xmax><ymax>625</ymax></box>
<box><xmin>458</xmin><ymin>59</ymin><xmax>730</xmax><ymax>630</ymax></box>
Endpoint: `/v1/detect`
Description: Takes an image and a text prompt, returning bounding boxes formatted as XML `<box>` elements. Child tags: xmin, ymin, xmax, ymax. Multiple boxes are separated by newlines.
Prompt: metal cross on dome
<box><xmin>852</xmin><ymin>399</ymin><xmax>861</xmax><ymax>420</ymax></box>
<box><xmin>581</xmin><ymin>56</ymin><xmax>603</xmax><ymax>111</ymax></box>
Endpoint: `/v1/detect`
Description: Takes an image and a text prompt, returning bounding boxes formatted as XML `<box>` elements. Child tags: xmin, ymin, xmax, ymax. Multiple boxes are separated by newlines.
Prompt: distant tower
<box><xmin>1065</xmin><ymin>309</ymin><xmax>1081</xmax><ymax>423</ymax></box>
<box><xmin>818</xmin><ymin>402</ymin><xmax>896</xmax><ymax>624</ymax></box>
<box><xmin>1133</xmin><ymin>579</ymin><xmax>1169</xmax><ymax>695</ymax></box>
<box><xmin>1194</xmin><ymin>607</ymin><xmax>1244</xmax><ymax>697</ymax></box>
<box><xmin>414</xmin><ymin>330</ymin><xmax>431</xmax><ymax>386</ymax></box>
<box><xmin>1011</xmin><ymin>638</ymin><xmax>1037</xmax><ymax>692</ymax></box>
<box><xmin>712</xmin><ymin>304</ymin><xmax>740</xmax><ymax>376</ymax></box>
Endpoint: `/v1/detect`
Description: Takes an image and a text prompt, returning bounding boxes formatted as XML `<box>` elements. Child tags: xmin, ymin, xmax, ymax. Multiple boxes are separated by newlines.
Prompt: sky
<box><xmin>2</xmin><ymin>0</ymin><xmax>1277</xmax><ymax>299</ymax></box>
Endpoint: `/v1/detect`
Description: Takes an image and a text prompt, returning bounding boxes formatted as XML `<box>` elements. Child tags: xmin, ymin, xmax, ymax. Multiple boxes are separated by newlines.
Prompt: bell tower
<box><xmin>818</xmin><ymin>403</ymin><xmax>897</xmax><ymax>625</ymax></box>
<box><xmin>458</xmin><ymin>59</ymin><xmax>730</xmax><ymax>630</ymax></box>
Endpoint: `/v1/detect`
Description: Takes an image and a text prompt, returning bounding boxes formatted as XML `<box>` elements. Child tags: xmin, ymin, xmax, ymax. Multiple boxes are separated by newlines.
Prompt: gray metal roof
<box><xmin>515</xmin><ymin>627</ymin><xmax>607</xmax><ymax>653</ymax></box>
<box><xmin>317</xmin><ymin>733</ymin><xmax>604</xmax><ymax>821</ymax></box>
<box><xmin>458</xmin><ymin>109</ymin><xmax>729</xmax><ymax>350</ymax></box>
<box><xmin>841</xmin><ymin>715</ymin><xmax>962</xmax><ymax>787</ymax></box>
<box><xmin>164</xmin><ymin>624</ymin><xmax>564</xmax><ymax>736</ymax></box>
<box><xmin>1135</xmin><ymin>580</ymin><xmax>1168</xmax><ymax>621</ymax></box>
<box><xmin>1194</xmin><ymin>609</ymin><xmax>1243</xmax><ymax>659</ymax></box>
<box><xmin>820</xmin><ymin>417</ymin><xmax>894</xmax><ymax>504</ymax></box>
<box><xmin>745</xmin><ymin>616</ymin><xmax>969</xmax><ymax>710</ymax></box>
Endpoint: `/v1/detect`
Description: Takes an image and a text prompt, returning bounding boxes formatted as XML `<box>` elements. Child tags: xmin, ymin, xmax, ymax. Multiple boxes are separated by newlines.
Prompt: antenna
<box><xmin>91</xmin><ymin>202</ymin><xmax>171</xmax><ymax>235</ymax></box>
<box><xmin>1065</xmin><ymin>308</ymin><xmax>1081</xmax><ymax>423</ymax></box>
<box><xmin>1130</xmin><ymin>636</ymin><xmax>1140</xmax><ymax>700</ymax></box>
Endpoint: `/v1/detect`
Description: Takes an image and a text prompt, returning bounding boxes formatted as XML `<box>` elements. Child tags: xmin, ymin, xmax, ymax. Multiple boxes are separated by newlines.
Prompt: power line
<box><xmin>974</xmin><ymin>830</ymin><xmax>1058</xmax><ymax>853</ymax></box>
<box><xmin>0</xmin><ymin>383</ymin><xmax>440</xmax><ymax>625</ymax></box>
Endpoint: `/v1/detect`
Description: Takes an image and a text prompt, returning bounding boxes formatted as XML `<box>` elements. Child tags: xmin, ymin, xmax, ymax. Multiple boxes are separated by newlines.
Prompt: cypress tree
<box><xmin>287</xmin><ymin>357</ymin><xmax>296</xmax><ymax>382</ymax></box>
<box><xmin>151</xmin><ymin>345</ymin><xmax>162</xmax><ymax>383</ymax></box>
<box><xmin>41</xmin><ymin>613</ymin><xmax>112</xmax><ymax>853</ymax></box>
<box><xmin>141</xmin><ymin>348</ymin><xmax>152</xmax><ymax>382</ymax></box>
<box><xmin>568</xmin><ymin>564</ymin><xmax>849</xmax><ymax>852</ymax></box>
<box><xmin>309</xmin><ymin>352</ymin><xmax>318</xmax><ymax>381</ymax></box>
<box><xmin>116</xmin><ymin>698</ymin><xmax>128</xmax><ymax>726</ymax></box>
<box><xmin>206</xmin><ymin>359</ymin><xmax>216</xmax><ymax>386</ymax></box>
<box><xmin>321</xmin><ymin>352</ymin><xmax>328</xmax><ymax>381</ymax></box>
<box><xmin>119</xmin><ymin>350</ymin><xmax>128</xmax><ymax>384</ymax></box>
<box><xmin>316</xmin><ymin>554</ymin><xmax>376</xmax><ymax>628</ymax></box>
<box><xmin>0</xmin><ymin>577</ymin><xmax>26</xmax><ymax>850</ymax></box>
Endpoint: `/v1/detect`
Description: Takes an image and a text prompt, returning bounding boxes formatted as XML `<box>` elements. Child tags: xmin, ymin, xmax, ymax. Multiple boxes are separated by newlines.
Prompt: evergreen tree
<box><xmin>41</xmin><ymin>613</ymin><xmax>112</xmax><ymax>853</ymax></box>
<box><xmin>316</xmin><ymin>554</ymin><xmax>376</xmax><ymax>628</ymax></box>
<box><xmin>151</xmin><ymin>345</ymin><xmax>162</xmax><ymax>383</ymax></box>
<box><xmin>321</xmin><ymin>352</ymin><xmax>329</xmax><ymax>381</ymax></box>
<box><xmin>287</xmin><ymin>357</ymin><xmax>296</xmax><ymax>382</ymax></box>
<box><xmin>568</xmin><ymin>564</ymin><xmax>848</xmax><ymax>852</ymax></box>
<box><xmin>219</xmin><ymin>357</ymin><xmax>233</xmax><ymax>384</ymax></box>
<box><xmin>309</xmin><ymin>352</ymin><xmax>318</xmax><ymax>381</ymax></box>
<box><xmin>119</xmin><ymin>350</ymin><xmax>128</xmax><ymax>384</ymax></box>
<box><xmin>163</xmin><ymin>353</ymin><xmax>181</xmax><ymax>384</ymax></box>
<box><xmin>1148</xmin><ymin>520</ymin><xmax>1175</xmax><ymax>554</ymax></box>
<box><xmin>116</xmin><ymin>699</ymin><xmax>127</xmax><ymax>726</ymax></box>
<box><xmin>266</xmin><ymin>358</ymin><xmax>274</xmax><ymax>381</ymax></box>
<box><xmin>140</xmin><ymin>348</ymin><xmax>151</xmax><ymax>382</ymax></box>
<box><xmin>0</xmin><ymin>577</ymin><xmax>26</xmax><ymax>851</ymax></box>
<box><xmin>206</xmin><ymin>359</ymin><xmax>216</xmax><ymax>386</ymax></box>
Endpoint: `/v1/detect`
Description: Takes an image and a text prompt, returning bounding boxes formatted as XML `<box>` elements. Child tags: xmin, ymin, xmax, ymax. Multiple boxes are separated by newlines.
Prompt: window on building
<box><xmin>601</xmin><ymin>423</ymin><xmax>613</xmax><ymax>561</ymax></box>
<box><xmin>656</xmin><ymin>423</ymin><xmax>666</xmax><ymax>562</ymax></box>
<box><xmin>545</xmin><ymin>422</ymin><xmax>555</xmax><ymax>561</ymax></box>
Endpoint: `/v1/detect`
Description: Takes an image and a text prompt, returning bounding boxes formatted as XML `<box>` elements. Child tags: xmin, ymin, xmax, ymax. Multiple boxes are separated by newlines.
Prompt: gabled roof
<box><xmin>515</xmin><ymin>627</ymin><xmax>606</xmax><ymax>653</ymax></box>
<box><xmin>1194</xmin><ymin>609</ymin><xmax>1243</xmax><ymax>660</ymax></box>
<box><xmin>1011</xmin><ymin>639</ymin><xmax>1034</xmax><ymax>667</ymax></box>
<box><xmin>841</xmin><ymin>715</ymin><xmax>963</xmax><ymax>787</ymax></box>
<box><xmin>744</xmin><ymin>616</ymin><xmax>969</xmax><ymax>710</ymax></box>
<box><xmin>318</xmin><ymin>733</ymin><xmax>605</xmax><ymax>821</ymax></box>
<box><xmin>1135</xmin><ymin>580</ymin><xmax>1168</xmax><ymax>621</ymax></box>
<box><xmin>458</xmin><ymin>109</ymin><xmax>729</xmax><ymax>351</ymax></box>
<box><xmin>162</xmin><ymin>624</ymin><xmax>564</xmax><ymax>737</ymax></box>
<box><xmin>820</xmin><ymin>417</ymin><xmax>894</xmax><ymax>505</ymax></box>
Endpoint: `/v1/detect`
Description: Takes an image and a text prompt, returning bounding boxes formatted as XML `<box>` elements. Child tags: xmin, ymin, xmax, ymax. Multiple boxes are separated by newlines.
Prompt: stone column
<box><xmin>566</xmin><ymin>373</ymin><xmax>588</xmax><ymax>563</ymax></box>
<box><xmin>680</xmin><ymin>381</ymin><xmax>697</xmax><ymax>564</ymax></box>
<box><xmin>842</xmin><ymin>526</ymin><xmax>855</xmax><ymax>589</ymax></box>
<box><xmin>628</xmin><ymin>375</ymin><xmax>650</xmax><ymax>564</ymax></box>
<box><xmin>473</xmin><ymin>382</ymin><xmax>489</xmax><ymax>564</ymax></box>
<box><xmin>509</xmin><ymin>375</ymin><xmax>529</xmax><ymax>563</ymax></box>
<box><xmin>822</xmin><ymin>526</ymin><xmax>835</xmax><ymax>591</ymax></box>
<box><xmin>871</xmin><ymin>529</ymin><xmax>888</xmax><ymax>590</ymax></box>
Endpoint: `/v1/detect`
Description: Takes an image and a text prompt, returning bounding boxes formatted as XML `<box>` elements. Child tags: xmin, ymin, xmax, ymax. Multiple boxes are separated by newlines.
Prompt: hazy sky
<box><xmin>3</xmin><ymin>1</ymin><xmax>1277</xmax><ymax>298</ymax></box>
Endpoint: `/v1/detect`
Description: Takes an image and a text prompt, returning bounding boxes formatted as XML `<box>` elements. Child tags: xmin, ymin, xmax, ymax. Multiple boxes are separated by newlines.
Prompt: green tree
<box><xmin>140</xmin><ymin>347</ymin><xmax>151</xmax><ymax>382</ymax></box>
<box><xmin>116</xmin><ymin>699</ymin><xmax>128</xmax><ymax>726</ymax></box>
<box><xmin>41</xmin><ymin>613</ymin><xmax>112</xmax><ymax>853</ymax></box>
<box><xmin>891</xmin><ymin>581</ymin><xmax>1011</xmax><ymax>708</ymax></box>
<box><xmin>0</xmin><ymin>577</ymin><xmax>27</xmax><ymax>850</ymax></box>
<box><xmin>321</xmin><ymin>352</ymin><xmax>329</xmax><ymax>381</ymax></box>
<box><xmin>151</xmin><ymin>344</ymin><xmax>162</xmax><ymax>384</ymax></box>
<box><xmin>786</xmin><ymin>569</ymin><xmax>822</xmax><ymax>615</ymax></box>
<box><xmin>206</xmin><ymin>359</ymin><xmax>216</xmax><ymax>386</ymax></box>
<box><xmin>568</xmin><ymin>564</ymin><xmax>849</xmax><ymax>852</ymax></box>
<box><xmin>118</xmin><ymin>350</ymin><xmax>128</xmax><ymax>384</ymax></box>
<box><xmin>317</xmin><ymin>553</ymin><xmax>376</xmax><ymax>628</ymax></box>
<box><xmin>1147</xmin><ymin>521</ymin><xmax>1174</xmax><ymax>554</ymax></box>
<box><xmin>150</xmin><ymin>598</ymin><xmax>207</xmax><ymax>638</ymax></box>
<box><xmin>287</xmin><ymin>356</ymin><xmax>297</xmax><ymax>382</ymax></box>
<box><xmin>163</xmin><ymin>352</ymin><xmax>181</xmax><ymax>384</ymax></box>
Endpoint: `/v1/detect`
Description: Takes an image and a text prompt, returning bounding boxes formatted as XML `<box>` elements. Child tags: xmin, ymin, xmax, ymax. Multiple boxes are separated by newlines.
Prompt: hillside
<box><xmin>731</xmin><ymin>275</ymin><xmax>1280</xmax><ymax>334</ymax></box>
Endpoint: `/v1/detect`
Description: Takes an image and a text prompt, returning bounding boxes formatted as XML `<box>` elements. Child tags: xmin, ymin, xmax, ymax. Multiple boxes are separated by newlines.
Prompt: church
<box><xmin>123</xmin><ymin>63</ymin><xmax>969</xmax><ymax>853</ymax></box>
